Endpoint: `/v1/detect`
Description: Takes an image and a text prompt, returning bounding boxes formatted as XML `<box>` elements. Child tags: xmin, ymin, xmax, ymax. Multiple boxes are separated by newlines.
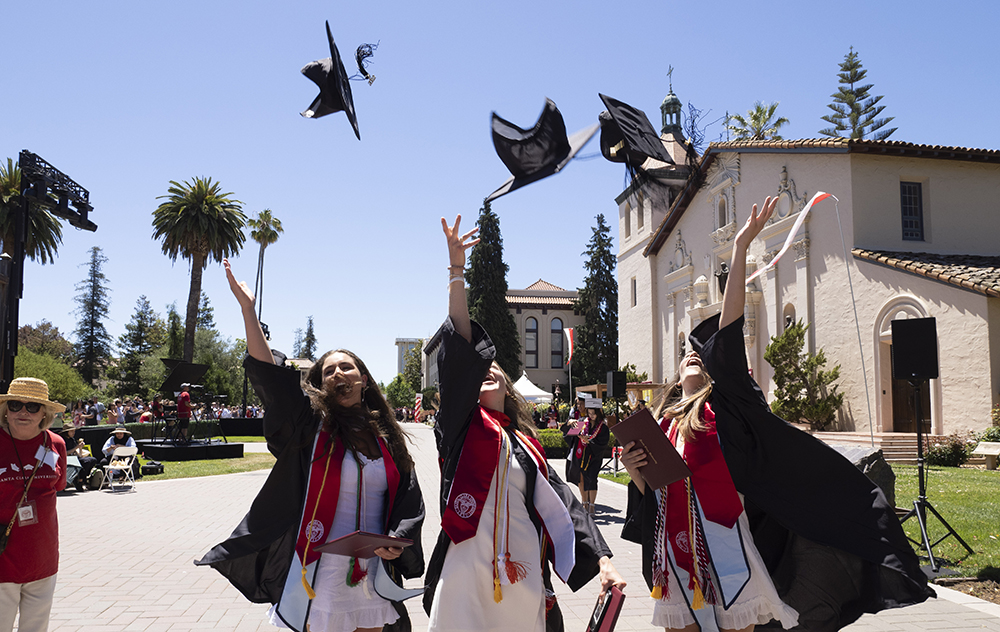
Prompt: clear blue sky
<box><xmin>4</xmin><ymin>0</ymin><xmax>998</xmax><ymax>384</ymax></box>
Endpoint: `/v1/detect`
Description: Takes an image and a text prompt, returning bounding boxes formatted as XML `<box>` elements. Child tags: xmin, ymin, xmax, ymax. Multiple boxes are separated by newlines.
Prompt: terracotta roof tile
<box><xmin>852</xmin><ymin>249</ymin><xmax>1000</xmax><ymax>298</ymax></box>
<box><xmin>524</xmin><ymin>279</ymin><xmax>567</xmax><ymax>292</ymax></box>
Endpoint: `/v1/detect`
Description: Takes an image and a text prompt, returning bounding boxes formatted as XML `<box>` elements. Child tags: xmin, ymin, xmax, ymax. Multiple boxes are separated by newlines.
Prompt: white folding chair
<box><xmin>101</xmin><ymin>446</ymin><xmax>139</xmax><ymax>492</ymax></box>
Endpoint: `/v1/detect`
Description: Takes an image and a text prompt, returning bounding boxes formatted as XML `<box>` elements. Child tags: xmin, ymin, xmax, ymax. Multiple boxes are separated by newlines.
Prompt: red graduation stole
<box><xmin>294</xmin><ymin>428</ymin><xmax>401</xmax><ymax>596</ymax></box>
<box><xmin>442</xmin><ymin>406</ymin><xmax>505</xmax><ymax>543</ymax></box>
<box><xmin>658</xmin><ymin>403</ymin><xmax>742</xmax><ymax>600</ymax></box>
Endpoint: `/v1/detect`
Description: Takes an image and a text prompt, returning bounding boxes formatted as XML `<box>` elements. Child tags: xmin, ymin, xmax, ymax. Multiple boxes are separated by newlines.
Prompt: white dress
<box><xmin>428</xmin><ymin>454</ymin><xmax>545</xmax><ymax>632</ymax></box>
<box><xmin>270</xmin><ymin>450</ymin><xmax>400</xmax><ymax>632</ymax></box>
<box><xmin>652</xmin><ymin>434</ymin><xmax>798</xmax><ymax>630</ymax></box>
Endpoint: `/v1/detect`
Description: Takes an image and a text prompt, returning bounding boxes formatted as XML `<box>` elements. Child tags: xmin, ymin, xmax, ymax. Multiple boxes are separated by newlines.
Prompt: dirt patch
<box><xmin>937</xmin><ymin>579</ymin><xmax>1000</xmax><ymax>605</ymax></box>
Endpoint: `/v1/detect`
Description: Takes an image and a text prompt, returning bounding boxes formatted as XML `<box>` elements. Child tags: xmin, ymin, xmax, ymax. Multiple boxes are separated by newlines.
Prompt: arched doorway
<box><xmin>873</xmin><ymin>296</ymin><xmax>940</xmax><ymax>434</ymax></box>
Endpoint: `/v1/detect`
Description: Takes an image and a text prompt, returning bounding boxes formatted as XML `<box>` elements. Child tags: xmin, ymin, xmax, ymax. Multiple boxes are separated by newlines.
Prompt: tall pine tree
<box><xmin>299</xmin><ymin>316</ymin><xmax>318</xmax><ymax>360</ymax></box>
<box><xmin>118</xmin><ymin>296</ymin><xmax>167</xmax><ymax>396</ymax></box>
<box><xmin>819</xmin><ymin>47</ymin><xmax>896</xmax><ymax>141</ymax></box>
<box><xmin>466</xmin><ymin>199</ymin><xmax>521</xmax><ymax>378</ymax></box>
<box><xmin>573</xmin><ymin>214</ymin><xmax>618</xmax><ymax>386</ymax></box>
<box><xmin>166</xmin><ymin>303</ymin><xmax>183</xmax><ymax>360</ymax></box>
<box><xmin>73</xmin><ymin>246</ymin><xmax>113</xmax><ymax>386</ymax></box>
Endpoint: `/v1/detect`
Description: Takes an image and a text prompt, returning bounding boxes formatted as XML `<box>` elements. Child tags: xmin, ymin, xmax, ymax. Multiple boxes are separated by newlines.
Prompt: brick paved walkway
<box><xmin>35</xmin><ymin>424</ymin><xmax>1000</xmax><ymax>631</ymax></box>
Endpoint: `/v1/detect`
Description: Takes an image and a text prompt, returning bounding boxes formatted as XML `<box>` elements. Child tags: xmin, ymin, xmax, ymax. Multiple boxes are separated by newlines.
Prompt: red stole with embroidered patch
<box><xmin>296</xmin><ymin>431</ymin><xmax>345</xmax><ymax>568</ymax></box>
<box><xmin>442</xmin><ymin>406</ymin><xmax>505</xmax><ymax>543</ymax></box>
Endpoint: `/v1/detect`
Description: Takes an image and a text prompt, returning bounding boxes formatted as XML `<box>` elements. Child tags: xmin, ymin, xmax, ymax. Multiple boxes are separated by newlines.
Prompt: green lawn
<box><xmin>599</xmin><ymin>464</ymin><xmax>1000</xmax><ymax>578</ymax></box>
<box><xmin>892</xmin><ymin>464</ymin><xmax>1000</xmax><ymax>579</ymax></box>
<box><xmin>137</xmin><ymin>453</ymin><xmax>276</xmax><ymax>481</ymax></box>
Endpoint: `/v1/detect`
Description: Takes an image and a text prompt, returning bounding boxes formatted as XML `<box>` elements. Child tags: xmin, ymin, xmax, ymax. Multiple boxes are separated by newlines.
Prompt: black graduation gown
<box><xmin>422</xmin><ymin>317</ymin><xmax>613</xmax><ymax>630</ymax></box>
<box><xmin>623</xmin><ymin>314</ymin><xmax>932</xmax><ymax>631</ymax></box>
<box><xmin>195</xmin><ymin>355</ymin><xmax>425</xmax><ymax>632</ymax></box>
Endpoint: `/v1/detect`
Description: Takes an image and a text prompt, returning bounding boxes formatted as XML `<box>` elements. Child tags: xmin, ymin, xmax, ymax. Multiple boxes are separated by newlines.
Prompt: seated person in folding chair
<box><xmin>60</xmin><ymin>422</ymin><xmax>99</xmax><ymax>491</ymax></box>
<box><xmin>101</xmin><ymin>426</ymin><xmax>140</xmax><ymax>480</ymax></box>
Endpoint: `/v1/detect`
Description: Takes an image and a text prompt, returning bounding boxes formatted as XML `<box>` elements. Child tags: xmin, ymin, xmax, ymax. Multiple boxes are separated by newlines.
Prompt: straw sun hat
<box><xmin>0</xmin><ymin>377</ymin><xmax>66</xmax><ymax>413</ymax></box>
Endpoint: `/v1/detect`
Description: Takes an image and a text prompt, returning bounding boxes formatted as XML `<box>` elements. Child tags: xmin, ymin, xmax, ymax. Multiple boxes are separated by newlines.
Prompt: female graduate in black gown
<box><xmin>621</xmin><ymin>197</ymin><xmax>933</xmax><ymax>631</ymax></box>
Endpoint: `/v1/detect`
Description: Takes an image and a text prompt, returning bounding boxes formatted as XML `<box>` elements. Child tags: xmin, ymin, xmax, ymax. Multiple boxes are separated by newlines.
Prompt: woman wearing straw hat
<box><xmin>0</xmin><ymin>377</ymin><xmax>68</xmax><ymax>632</ymax></box>
<box><xmin>101</xmin><ymin>426</ymin><xmax>140</xmax><ymax>481</ymax></box>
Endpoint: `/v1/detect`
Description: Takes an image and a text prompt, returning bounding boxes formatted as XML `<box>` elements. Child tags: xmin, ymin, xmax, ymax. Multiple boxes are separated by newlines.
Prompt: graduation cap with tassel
<box><xmin>598</xmin><ymin>93</ymin><xmax>674</xmax><ymax>182</ymax></box>
<box><xmin>486</xmin><ymin>99</ymin><xmax>598</xmax><ymax>202</ymax></box>
<box><xmin>300</xmin><ymin>21</ymin><xmax>380</xmax><ymax>140</ymax></box>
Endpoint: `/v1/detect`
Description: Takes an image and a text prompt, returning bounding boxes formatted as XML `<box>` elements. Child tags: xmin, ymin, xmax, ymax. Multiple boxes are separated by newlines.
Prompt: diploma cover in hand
<box><xmin>585</xmin><ymin>586</ymin><xmax>625</xmax><ymax>632</ymax></box>
<box><xmin>314</xmin><ymin>531</ymin><xmax>413</xmax><ymax>559</ymax></box>
<box><xmin>611</xmin><ymin>408</ymin><xmax>690</xmax><ymax>491</ymax></box>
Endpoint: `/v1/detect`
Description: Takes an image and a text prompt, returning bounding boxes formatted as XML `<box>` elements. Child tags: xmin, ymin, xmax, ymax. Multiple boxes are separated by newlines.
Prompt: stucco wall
<box><xmin>851</xmin><ymin>156</ymin><xmax>1000</xmax><ymax>256</ymax></box>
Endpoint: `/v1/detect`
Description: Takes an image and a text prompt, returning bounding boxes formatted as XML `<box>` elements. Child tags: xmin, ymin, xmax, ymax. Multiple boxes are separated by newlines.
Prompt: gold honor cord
<box><xmin>301</xmin><ymin>444</ymin><xmax>336</xmax><ymax>600</ymax></box>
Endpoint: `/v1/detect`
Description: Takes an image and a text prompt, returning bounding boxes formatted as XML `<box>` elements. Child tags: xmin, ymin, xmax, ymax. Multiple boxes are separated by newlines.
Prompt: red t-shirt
<box><xmin>177</xmin><ymin>391</ymin><xmax>191</xmax><ymax>419</ymax></box>
<box><xmin>0</xmin><ymin>429</ymin><xmax>67</xmax><ymax>583</ymax></box>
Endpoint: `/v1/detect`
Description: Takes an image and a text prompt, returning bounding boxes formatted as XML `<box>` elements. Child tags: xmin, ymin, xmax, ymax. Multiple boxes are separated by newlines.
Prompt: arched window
<box><xmin>550</xmin><ymin>318</ymin><xmax>564</xmax><ymax>369</ymax></box>
<box><xmin>525</xmin><ymin>317</ymin><xmax>537</xmax><ymax>369</ymax></box>
<box><xmin>717</xmin><ymin>196</ymin><xmax>727</xmax><ymax>229</ymax></box>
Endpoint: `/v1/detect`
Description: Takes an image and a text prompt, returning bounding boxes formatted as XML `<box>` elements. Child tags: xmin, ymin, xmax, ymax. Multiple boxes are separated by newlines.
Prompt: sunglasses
<box><xmin>7</xmin><ymin>401</ymin><xmax>42</xmax><ymax>414</ymax></box>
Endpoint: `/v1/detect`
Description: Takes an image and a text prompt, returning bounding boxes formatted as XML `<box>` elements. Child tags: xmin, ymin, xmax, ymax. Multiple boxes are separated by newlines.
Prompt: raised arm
<box><xmin>224</xmin><ymin>258</ymin><xmax>274</xmax><ymax>364</ymax></box>
<box><xmin>719</xmin><ymin>197</ymin><xmax>777</xmax><ymax>330</ymax></box>
<box><xmin>442</xmin><ymin>215</ymin><xmax>479</xmax><ymax>343</ymax></box>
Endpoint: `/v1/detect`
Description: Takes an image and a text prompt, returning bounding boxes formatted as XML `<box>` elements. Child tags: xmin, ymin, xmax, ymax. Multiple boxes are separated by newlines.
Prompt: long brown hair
<box><xmin>654</xmin><ymin>367</ymin><xmax>713</xmax><ymax>443</ymax></box>
<box><xmin>492</xmin><ymin>363</ymin><xmax>538</xmax><ymax>440</ymax></box>
<box><xmin>304</xmin><ymin>349</ymin><xmax>414</xmax><ymax>472</ymax></box>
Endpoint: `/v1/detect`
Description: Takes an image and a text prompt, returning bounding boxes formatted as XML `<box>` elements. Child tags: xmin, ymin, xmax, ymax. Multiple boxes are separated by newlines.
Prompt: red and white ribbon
<box><xmin>745</xmin><ymin>192</ymin><xmax>837</xmax><ymax>284</ymax></box>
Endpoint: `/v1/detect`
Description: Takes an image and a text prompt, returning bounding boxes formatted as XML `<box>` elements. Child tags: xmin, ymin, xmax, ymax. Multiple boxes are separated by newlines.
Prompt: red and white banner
<box><xmin>745</xmin><ymin>192</ymin><xmax>837</xmax><ymax>284</ymax></box>
<box><xmin>565</xmin><ymin>328</ymin><xmax>575</xmax><ymax>366</ymax></box>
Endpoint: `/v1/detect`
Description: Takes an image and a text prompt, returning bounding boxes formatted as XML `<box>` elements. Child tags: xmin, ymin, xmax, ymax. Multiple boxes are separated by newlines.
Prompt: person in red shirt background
<box><xmin>0</xmin><ymin>377</ymin><xmax>67</xmax><ymax>632</ymax></box>
<box><xmin>176</xmin><ymin>384</ymin><xmax>192</xmax><ymax>443</ymax></box>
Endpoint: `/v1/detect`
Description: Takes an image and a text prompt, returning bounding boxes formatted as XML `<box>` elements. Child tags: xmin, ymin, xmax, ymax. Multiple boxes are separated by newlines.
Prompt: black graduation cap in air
<box><xmin>486</xmin><ymin>99</ymin><xmax>598</xmax><ymax>202</ymax></box>
<box><xmin>301</xmin><ymin>21</ymin><xmax>360</xmax><ymax>140</ymax></box>
<box><xmin>598</xmin><ymin>93</ymin><xmax>674</xmax><ymax>167</ymax></box>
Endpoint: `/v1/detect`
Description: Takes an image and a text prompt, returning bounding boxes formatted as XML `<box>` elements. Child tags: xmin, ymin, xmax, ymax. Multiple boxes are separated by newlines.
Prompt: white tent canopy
<box><xmin>513</xmin><ymin>372</ymin><xmax>553</xmax><ymax>403</ymax></box>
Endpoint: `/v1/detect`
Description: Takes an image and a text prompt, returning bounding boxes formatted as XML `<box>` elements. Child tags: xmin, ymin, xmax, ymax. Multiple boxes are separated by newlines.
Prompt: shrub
<box><xmin>538</xmin><ymin>428</ymin><xmax>569</xmax><ymax>459</ymax></box>
<box><xmin>978</xmin><ymin>424</ymin><xmax>1000</xmax><ymax>444</ymax></box>
<box><xmin>925</xmin><ymin>433</ymin><xmax>975</xmax><ymax>467</ymax></box>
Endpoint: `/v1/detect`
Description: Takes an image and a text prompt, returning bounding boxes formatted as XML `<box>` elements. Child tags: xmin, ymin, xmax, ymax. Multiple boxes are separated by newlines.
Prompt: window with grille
<box><xmin>525</xmin><ymin>318</ymin><xmax>537</xmax><ymax>368</ymax></box>
<box><xmin>900</xmin><ymin>182</ymin><xmax>924</xmax><ymax>241</ymax></box>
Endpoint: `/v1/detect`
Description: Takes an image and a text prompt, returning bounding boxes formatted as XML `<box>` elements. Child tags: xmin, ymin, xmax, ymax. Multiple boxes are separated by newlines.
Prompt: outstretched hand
<box><xmin>441</xmin><ymin>215</ymin><xmax>480</xmax><ymax>268</ymax></box>
<box><xmin>734</xmin><ymin>196</ymin><xmax>777</xmax><ymax>251</ymax></box>
<box><xmin>224</xmin><ymin>259</ymin><xmax>255</xmax><ymax>312</ymax></box>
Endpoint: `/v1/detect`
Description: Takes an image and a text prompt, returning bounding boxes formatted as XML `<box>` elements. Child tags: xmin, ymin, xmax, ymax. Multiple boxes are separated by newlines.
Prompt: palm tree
<box><xmin>152</xmin><ymin>177</ymin><xmax>246</xmax><ymax>362</ymax></box>
<box><xmin>0</xmin><ymin>158</ymin><xmax>64</xmax><ymax>263</ymax></box>
<box><xmin>726</xmin><ymin>102</ymin><xmax>790</xmax><ymax>141</ymax></box>
<box><xmin>247</xmin><ymin>209</ymin><xmax>283</xmax><ymax>321</ymax></box>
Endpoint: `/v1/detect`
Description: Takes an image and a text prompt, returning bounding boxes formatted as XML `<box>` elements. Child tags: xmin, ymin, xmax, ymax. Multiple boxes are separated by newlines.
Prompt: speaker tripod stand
<box><xmin>898</xmin><ymin>379</ymin><xmax>974</xmax><ymax>572</ymax></box>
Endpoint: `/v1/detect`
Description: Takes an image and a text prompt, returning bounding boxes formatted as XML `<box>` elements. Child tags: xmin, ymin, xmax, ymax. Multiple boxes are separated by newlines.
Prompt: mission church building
<box><xmin>617</xmin><ymin>88</ymin><xmax>1000</xmax><ymax>440</ymax></box>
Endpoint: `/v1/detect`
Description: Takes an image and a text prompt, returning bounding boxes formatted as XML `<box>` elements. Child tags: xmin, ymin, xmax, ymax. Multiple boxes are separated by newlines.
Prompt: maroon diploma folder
<box><xmin>586</xmin><ymin>586</ymin><xmax>625</xmax><ymax>632</ymax></box>
<box><xmin>314</xmin><ymin>531</ymin><xmax>413</xmax><ymax>559</ymax></box>
<box><xmin>611</xmin><ymin>408</ymin><xmax>691</xmax><ymax>491</ymax></box>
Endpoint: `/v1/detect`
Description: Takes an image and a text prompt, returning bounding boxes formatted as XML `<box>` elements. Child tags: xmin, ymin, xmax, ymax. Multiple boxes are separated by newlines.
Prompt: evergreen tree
<box><xmin>18</xmin><ymin>320</ymin><xmax>74</xmax><ymax>363</ymax></box>
<box><xmin>819</xmin><ymin>46</ymin><xmax>897</xmax><ymax>140</ymax></box>
<box><xmin>197</xmin><ymin>292</ymin><xmax>216</xmax><ymax>331</ymax></box>
<box><xmin>573</xmin><ymin>214</ymin><xmax>618</xmax><ymax>386</ymax></box>
<box><xmin>402</xmin><ymin>340</ymin><xmax>423</xmax><ymax>391</ymax></box>
<box><xmin>118</xmin><ymin>296</ymin><xmax>167</xmax><ymax>396</ymax></box>
<box><xmin>466</xmin><ymin>199</ymin><xmax>521</xmax><ymax>377</ymax></box>
<box><xmin>763</xmin><ymin>319</ymin><xmax>844</xmax><ymax>430</ymax></box>
<box><xmin>301</xmin><ymin>316</ymin><xmax>318</xmax><ymax>360</ymax></box>
<box><xmin>72</xmin><ymin>246</ymin><xmax>113</xmax><ymax>386</ymax></box>
<box><xmin>166</xmin><ymin>303</ymin><xmax>183</xmax><ymax>360</ymax></box>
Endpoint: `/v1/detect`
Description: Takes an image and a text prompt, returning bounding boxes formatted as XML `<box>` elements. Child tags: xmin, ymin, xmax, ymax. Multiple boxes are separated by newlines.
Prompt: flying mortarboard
<box><xmin>301</xmin><ymin>21</ymin><xmax>360</xmax><ymax>140</ymax></box>
<box><xmin>486</xmin><ymin>99</ymin><xmax>598</xmax><ymax>202</ymax></box>
<box><xmin>598</xmin><ymin>93</ymin><xmax>674</xmax><ymax>167</ymax></box>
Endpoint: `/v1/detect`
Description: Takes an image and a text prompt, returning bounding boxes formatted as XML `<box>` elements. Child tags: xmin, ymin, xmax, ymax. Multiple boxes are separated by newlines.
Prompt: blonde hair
<box><xmin>0</xmin><ymin>401</ymin><xmax>57</xmax><ymax>434</ymax></box>
<box><xmin>654</xmin><ymin>367</ymin><xmax>713</xmax><ymax>443</ymax></box>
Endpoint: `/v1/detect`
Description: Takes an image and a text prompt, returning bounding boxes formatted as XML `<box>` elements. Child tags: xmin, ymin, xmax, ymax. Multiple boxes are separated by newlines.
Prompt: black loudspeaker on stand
<box><xmin>891</xmin><ymin>317</ymin><xmax>973</xmax><ymax>572</ymax></box>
